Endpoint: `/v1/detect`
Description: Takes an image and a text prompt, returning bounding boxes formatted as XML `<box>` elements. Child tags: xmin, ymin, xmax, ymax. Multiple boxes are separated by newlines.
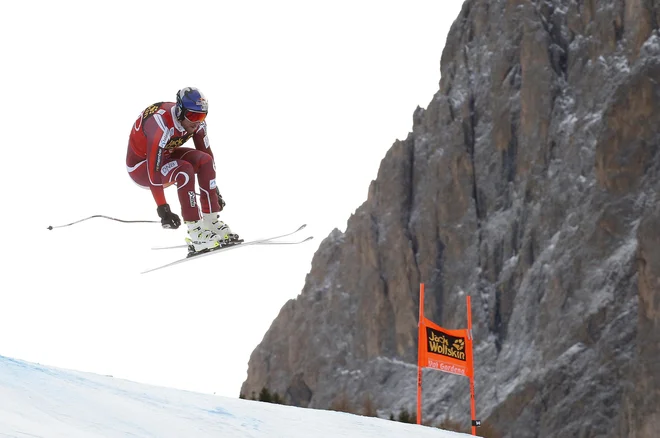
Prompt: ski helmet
<box><xmin>175</xmin><ymin>87</ymin><xmax>208</xmax><ymax>122</ymax></box>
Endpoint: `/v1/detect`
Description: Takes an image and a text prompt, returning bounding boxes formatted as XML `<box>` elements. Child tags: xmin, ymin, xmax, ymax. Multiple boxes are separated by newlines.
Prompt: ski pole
<box><xmin>47</xmin><ymin>215</ymin><xmax>159</xmax><ymax>230</ymax></box>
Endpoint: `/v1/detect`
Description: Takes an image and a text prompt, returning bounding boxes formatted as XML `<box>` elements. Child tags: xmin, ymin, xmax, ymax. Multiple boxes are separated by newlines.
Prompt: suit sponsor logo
<box><xmin>164</xmin><ymin>133</ymin><xmax>193</xmax><ymax>150</ymax></box>
<box><xmin>142</xmin><ymin>104</ymin><xmax>160</xmax><ymax>118</ymax></box>
<box><xmin>160</xmin><ymin>161</ymin><xmax>178</xmax><ymax>176</ymax></box>
<box><xmin>188</xmin><ymin>191</ymin><xmax>197</xmax><ymax>208</ymax></box>
<box><xmin>155</xmin><ymin>148</ymin><xmax>163</xmax><ymax>171</ymax></box>
<box><xmin>159</xmin><ymin>127</ymin><xmax>175</xmax><ymax>148</ymax></box>
<box><xmin>210</xmin><ymin>179</ymin><xmax>217</xmax><ymax>189</ymax></box>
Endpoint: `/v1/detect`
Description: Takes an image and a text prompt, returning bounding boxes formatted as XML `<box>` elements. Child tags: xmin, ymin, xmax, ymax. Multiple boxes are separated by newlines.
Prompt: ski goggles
<box><xmin>184</xmin><ymin>110</ymin><xmax>207</xmax><ymax>123</ymax></box>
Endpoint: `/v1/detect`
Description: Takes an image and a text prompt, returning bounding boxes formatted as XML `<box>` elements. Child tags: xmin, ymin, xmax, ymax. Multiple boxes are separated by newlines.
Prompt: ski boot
<box><xmin>185</xmin><ymin>220</ymin><xmax>224</xmax><ymax>257</ymax></box>
<box><xmin>202</xmin><ymin>213</ymin><xmax>242</xmax><ymax>244</ymax></box>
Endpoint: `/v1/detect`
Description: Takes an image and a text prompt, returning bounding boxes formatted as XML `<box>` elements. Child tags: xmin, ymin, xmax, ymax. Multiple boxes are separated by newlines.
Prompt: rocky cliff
<box><xmin>241</xmin><ymin>1</ymin><xmax>660</xmax><ymax>437</ymax></box>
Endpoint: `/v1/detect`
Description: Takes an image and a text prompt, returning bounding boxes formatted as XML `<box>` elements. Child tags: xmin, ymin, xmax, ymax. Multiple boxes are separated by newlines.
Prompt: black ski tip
<box><xmin>297</xmin><ymin>224</ymin><xmax>307</xmax><ymax>231</ymax></box>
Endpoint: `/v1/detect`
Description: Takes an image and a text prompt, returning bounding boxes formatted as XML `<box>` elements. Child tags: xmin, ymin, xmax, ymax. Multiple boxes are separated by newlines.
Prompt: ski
<box><xmin>253</xmin><ymin>236</ymin><xmax>314</xmax><ymax>245</ymax></box>
<box><xmin>151</xmin><ymin>224</ymin><xmax>308</xmax><ymax>250</ymax></box>
<box><xmin>141</xmin><ymin>225</ymin><xmax>311</xmax><ymax>274</ymax></box>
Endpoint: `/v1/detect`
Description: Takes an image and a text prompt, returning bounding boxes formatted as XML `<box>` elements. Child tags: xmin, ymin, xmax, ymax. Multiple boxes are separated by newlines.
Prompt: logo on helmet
<box><xmin>196</xmin><ymin>97</ymin><xmax>208</xmax><ymax>111</ymax></box>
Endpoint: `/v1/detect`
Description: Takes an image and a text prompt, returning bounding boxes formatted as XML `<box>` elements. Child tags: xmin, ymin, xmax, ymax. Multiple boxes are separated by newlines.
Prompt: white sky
<box><xmin>1</xmin><ymin>0</ymin><xmax>464</xmax><ymax>397</ymax></box>
<box><xmin>0</xmin><ymin>355</ymin><xmax>479</xmax><ymax>437</ymax></box>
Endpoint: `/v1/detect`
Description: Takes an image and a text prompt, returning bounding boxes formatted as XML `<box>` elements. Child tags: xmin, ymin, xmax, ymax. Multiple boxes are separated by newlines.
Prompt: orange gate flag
<box><xmin>419</xmin><ymin>317</ymin><xmax>473</xmax><ymax>378</ymax></box>
<box><xmin>417</xmin><ymin>283</ymin><xmax>478</xmax><ymax>435</ymax></box>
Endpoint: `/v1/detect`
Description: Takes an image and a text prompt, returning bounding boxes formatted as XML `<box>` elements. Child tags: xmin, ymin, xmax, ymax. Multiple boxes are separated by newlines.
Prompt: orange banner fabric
<box><xmin>418</xmin><ymin>317</ymin><xmax>473</xmax><ymax>378</ymax></box>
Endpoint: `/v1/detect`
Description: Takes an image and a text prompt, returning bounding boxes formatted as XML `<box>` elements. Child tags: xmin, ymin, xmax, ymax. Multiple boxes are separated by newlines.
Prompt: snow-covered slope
<box><xmin>0</xmin><ymin>355</ymin><xmax>477</xmax><ymax>437</ymax></box>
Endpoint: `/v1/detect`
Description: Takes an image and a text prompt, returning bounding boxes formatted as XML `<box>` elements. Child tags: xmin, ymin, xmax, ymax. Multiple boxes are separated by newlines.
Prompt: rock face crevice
<box><xmin>241</xmin><ymin>1</ymin><xmax>660</xmax><ymax>436</ymax></box>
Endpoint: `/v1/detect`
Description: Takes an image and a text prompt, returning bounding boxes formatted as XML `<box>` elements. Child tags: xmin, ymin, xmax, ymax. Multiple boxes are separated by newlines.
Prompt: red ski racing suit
<box><xmin>126</xmin><ymin>102</ymin><xmax>221</xmax><ymax>222</ymax></box>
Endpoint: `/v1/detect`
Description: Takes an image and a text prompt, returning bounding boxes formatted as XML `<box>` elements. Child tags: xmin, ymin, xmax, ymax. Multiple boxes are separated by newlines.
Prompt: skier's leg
<box><xmin>160</xmin><ymin>159</ymin><xmax>201</xmax><ymax>222</ymax></box>
<box><xmin>171</xmin><ymin>148</ymin><xmax>238</xmax><ymax>241</ymax></box>
<box><xmin>158</xmin><ymin>157</ymin><xmax>225</xmax><ymax>252</ymax></box>
<box><xmin>170</xmin><ymin>148</ymin><xmax>220</xmax><ymax>214</ymax></box>
<box><xmin>127</xmin><ymin>150</ymin><xmax>222</xmax><ymax>248</ymax></box>
<box><xmin>126</xmin><ymin>143</ymin><xmax>150</xmax><ymax>188</ymax></box>
<box><xmin>126</xmin><ymin>158</ymin><xmax>151</xmax><ymax>189</ymax></box>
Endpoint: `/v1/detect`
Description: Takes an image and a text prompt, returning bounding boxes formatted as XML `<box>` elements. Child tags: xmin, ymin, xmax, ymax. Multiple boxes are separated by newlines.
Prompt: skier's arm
<box><xmin>192</xmin><ymin>121</ymin><xmax>225</xmax><ymax>209</ymax></box>
<box><xmin>144</xmin><ymin>118</ymin><xmax>168</xmax><ymax>206</ymax></box>
<box><xmin>192</xmin><ymin>122</ymin><xmax>213</xmax><ymax>159</ymax></box>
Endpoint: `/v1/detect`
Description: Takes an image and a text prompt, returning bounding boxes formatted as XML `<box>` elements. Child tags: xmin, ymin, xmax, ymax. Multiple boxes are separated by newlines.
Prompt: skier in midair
<box><xmin>126</xmin><ymin>87</ymin><xmax>239</xmax><ymax>254</ymax></box>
